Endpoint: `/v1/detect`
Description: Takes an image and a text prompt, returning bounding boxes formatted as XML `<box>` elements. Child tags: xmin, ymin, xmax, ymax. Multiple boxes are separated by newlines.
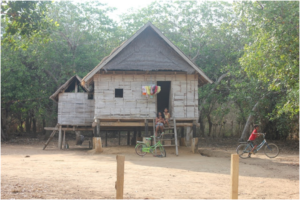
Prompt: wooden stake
<box><xmin>230</xmin><ymin>154</ymin><xmax>239</xmax><ymax>199</ymax></box>
<box><xmin>58</xmin><ymin>125</ymin><xmax>62</xmax><ymax>149</ymax></box>
<box><xmin>116</xmin><ymin>155</ymin><xmax>125</xmax><ymax>199</ymax></box>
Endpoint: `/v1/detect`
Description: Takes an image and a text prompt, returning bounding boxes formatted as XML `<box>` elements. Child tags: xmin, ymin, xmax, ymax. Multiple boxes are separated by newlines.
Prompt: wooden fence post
<box><xmin>230</xmin><ymin>154</ymin><xmax>239</xmax><ymax>199</ymax></box>
<box><xmin>116</xmin><ymin>155</ymin><xmax>125</xmax><ymax>199</ymax></box>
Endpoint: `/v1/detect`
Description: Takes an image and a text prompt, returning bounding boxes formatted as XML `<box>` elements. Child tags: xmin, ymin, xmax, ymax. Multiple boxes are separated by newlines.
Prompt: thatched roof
<box><xmin>81</xmin><ymin>22</ymin><xmax>213</xmax><ymax>85</ymax></box>
<box><xmin>50</xmin><ymin>75</ymin><xmax>90</xmax><ymax>103</ymax></box>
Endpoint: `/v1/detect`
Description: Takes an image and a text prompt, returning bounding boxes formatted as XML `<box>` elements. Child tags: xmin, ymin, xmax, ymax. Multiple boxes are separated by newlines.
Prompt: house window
<box><xmin>88</xmin><ymin>93</ymin><xmax>94</xmax><ymax>100</ymax></box>
<box><xmin>115</xmin><ymin>89</ymin><xmax>123</xmax><ymax>98</ymax></box>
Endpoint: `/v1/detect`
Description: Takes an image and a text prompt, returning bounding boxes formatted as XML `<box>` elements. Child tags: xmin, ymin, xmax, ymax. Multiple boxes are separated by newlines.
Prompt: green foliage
<box><xmin>236</xmin><ymin>1</ymin><xmax>299</xmax><ymax>118</ymax></box>
<box><xmin>1</xmin><ymin>1</ymin><xmax>58</xmax><ymax>50</ymax></box>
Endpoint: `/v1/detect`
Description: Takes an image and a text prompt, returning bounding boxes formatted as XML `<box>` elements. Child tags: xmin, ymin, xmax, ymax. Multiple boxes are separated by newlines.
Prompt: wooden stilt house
<box><xmin>45</xmin><ymin>22</ymin><xmax>212</xmax><ymax>154</ymax></box>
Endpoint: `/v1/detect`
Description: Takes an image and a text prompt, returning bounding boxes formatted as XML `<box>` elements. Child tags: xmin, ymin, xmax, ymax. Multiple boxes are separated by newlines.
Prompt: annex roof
<box><xmin>50</xmin><ymin>75</ymin><xmax>90</xmax><ymax>103</ymax></box>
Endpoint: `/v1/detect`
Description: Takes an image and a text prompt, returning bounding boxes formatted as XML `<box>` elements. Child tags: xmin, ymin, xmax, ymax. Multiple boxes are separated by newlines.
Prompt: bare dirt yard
<box><xmin>1</xmin><ymin>136</ymin><xmax>299</xmax><ymax>199</ymax></box>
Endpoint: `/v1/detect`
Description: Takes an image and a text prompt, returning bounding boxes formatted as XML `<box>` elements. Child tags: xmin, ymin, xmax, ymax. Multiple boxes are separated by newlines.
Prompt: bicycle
<box><xmin>135</xmin><ymin>133</ymin><xmax>166</xmax><ymax>157</ymax></box>
<box><xmin>236</xmin><ymin>133</ymin><xmax>279</xmax><ymax>159</ymax></box>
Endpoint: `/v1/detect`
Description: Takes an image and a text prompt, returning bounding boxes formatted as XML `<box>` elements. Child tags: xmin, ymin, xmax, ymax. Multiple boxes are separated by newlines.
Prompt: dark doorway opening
<box><xmin>157</xmin><ymin>81</ymin><xmax>171</xmax><ymax>115</ymax></box>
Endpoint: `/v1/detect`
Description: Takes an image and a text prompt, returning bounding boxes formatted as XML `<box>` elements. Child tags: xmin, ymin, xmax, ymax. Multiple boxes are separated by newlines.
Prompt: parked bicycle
<box><xmin>135</xmin><ymin>133</ymin><xmax>166</xmax><ymax>157</ymax></box>
<box><xmin>236</xmin><ymin>133</ymin><xmax>279</xmax><ymax>159</ymax></box>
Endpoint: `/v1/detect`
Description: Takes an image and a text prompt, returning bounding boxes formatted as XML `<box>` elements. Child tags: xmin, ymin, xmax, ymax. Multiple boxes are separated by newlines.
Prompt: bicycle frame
<box><xmin>247</xmin><ymin>134</ymin><xmax>271</xmax><ymax>152</ymax></box>
<box><xmin>136</xmin><ymin>139</ymin><xmax>163</xmax><ymax>153</ymax></box>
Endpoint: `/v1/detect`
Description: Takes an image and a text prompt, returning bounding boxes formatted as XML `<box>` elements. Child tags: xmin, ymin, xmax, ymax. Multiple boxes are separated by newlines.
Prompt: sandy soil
<box><xmin>1</xmin><ymin>137</ymin><xmax>299</xmax><ymax>199</ymax></box>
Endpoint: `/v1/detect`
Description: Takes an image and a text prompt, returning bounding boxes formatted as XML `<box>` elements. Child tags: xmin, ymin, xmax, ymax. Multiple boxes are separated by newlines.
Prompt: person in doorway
<box><xmin>163</xmin><ymin>108</ymin><xmax>171</xmax><ymax>127</ymax></box>
<box><xmin>155</xmin><ymin>112</ymin><xmax>165</xmax><ymax>137</ymax></box>
<box><xmin>248</xmin><ymin>125</ymin><xmax>262</xmax><ymax>157</ymax></box>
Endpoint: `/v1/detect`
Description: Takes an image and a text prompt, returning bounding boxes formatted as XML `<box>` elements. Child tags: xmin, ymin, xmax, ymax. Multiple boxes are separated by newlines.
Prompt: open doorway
<box><xmin>157</xmin><ymin>81</ymin><xmax>171</xmax><ymax>115</ymax></box>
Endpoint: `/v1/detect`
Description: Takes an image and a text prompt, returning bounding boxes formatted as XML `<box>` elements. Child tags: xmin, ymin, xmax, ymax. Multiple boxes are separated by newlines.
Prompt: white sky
<box><xmin>100</xmin><ymin>0</ymin><xmax>157</xmax><ymax>21</ymax></box>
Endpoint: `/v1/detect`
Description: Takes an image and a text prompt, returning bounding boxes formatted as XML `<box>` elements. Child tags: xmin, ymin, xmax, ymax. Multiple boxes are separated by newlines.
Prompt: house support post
<box><xmin>118</xmin><ymin>131</ymin><xmax>121</xmax><ymax>145</ymax></box>
<box><xmin>191</xmin><ymin>120</ymin><xmax>198</xmax><ymax>153</ymax></box>
<box><xmin>132</xmin><ymin>128</ymin><xmax>137</xmax><ymax>146</ymax></box>
<box><xmin>105</xmin><ymin>131</ymin><xmax>108</xmax><ymax>147</ymax></box>
<box><xmin>127</xmin><ymin>131</ymin><xmax>130</xmax><ymax>145</ymax></box>
<box><xmin>92</xmin><ymin>119</ymin><xmax>103</xmax><ymax>153</ymax></box>
<box><xmin>96</xmin><ymin>119</ymin><xmax>100</xmax><ymax>137</ymax></box>
<box><xmin>143</xmin><ymin>119</ymin><xmax>149</xmax><ymax>143</ymax></box>
<box><xmin>58</xmin><ymin>125</ymin><xmax>62</xmax><ymax>149</ymax></box>
<box><xmin>62</xmin><ymin>131</ymin><xmax>66</xmax><ymax>149</ymax></box>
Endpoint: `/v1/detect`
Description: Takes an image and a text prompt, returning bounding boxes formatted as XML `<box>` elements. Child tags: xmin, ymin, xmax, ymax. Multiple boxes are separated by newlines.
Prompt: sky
<box><xmin>99</xmin><ymin>0</ymin><xmax>156</xmax><ymax>21</ymax></box>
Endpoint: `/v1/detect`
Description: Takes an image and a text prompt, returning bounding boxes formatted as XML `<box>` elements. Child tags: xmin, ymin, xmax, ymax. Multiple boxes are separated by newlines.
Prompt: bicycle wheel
<box><xmin>236</xmin><ymin>144</ymin><xmax>252</xmax><ymax>159</ymax></box>
<box><xmin>135</xmin><ymin>143</ymin><xmax>148</xmax><ymax>156</ymax></box>
<box><xmin>151</xmin><ymin>146</ymin><xmax>166</xmax><ymax>157</ymax></box>
<box><xmin>264</xmin><ymin>143</ymin><xmax>279</xmax><ymax>158</ymax></box>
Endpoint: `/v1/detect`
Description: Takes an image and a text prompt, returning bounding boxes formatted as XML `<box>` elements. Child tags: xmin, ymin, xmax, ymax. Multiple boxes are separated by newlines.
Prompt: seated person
<box><xmin>155</xmin><ymin>111</ymin><xmax>165</xmax><ymax>137</ymax></box>
<box><xmin>163</xmin><ymin>108</ymin><xmax>170</xmax><ymax>127</ymax></box>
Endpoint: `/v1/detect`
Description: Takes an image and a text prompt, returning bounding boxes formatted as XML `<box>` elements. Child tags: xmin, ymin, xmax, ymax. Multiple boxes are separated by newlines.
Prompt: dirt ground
<box><xmin>1</xmin><ymin>136</ymin><xmax>299</xmax><ymax>199</ymax></box>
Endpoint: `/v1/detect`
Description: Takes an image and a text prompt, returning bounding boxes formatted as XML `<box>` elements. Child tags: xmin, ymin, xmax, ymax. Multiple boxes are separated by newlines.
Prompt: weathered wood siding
<box><xmin>58</xmin><ymin>93</ymin><xmax>94</xmax><ymax>125</ymax></box>
<box><xmin>94</xmin><ymin>73</ymin><xmax>198</xmax><ymax>119</ymax></box>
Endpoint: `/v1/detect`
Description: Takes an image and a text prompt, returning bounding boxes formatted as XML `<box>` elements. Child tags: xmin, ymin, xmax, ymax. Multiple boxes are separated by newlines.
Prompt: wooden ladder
<box><xmin>43</xmin><ymin>124</ymin><xmax>59</xmax><ymax>150</ymax></box>
<box><xmin>159</xmin><ymin>118</ymin><xmax>179</xmax><ymax>156</ymax></box>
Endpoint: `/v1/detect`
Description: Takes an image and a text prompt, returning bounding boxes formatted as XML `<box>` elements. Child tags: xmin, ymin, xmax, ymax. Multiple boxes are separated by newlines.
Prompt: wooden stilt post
<box><xmin>145</xmin><ymin>119</ymin><xmax>148</xmax><ymax>137</ymax></box>
<box><xmin>173</xmin><ymin>118</ymin><xmax>178</xmax><ymax>156</ymax></box>
<box><xmin>58</xmin><ymin>125</ymin><xmax>62</xmax><ymax>149</ymax></box>
<box><xmin>96</xmin><ymin>119</ymin><xmax>100</xmax><ymax>137</ymax></box>
<box><xmin>153</xmin><ymin>118</ymin><xmax>156</xmax><ymax>154</ymax></box>
<box><xmin>133</xmin><ymin>128</ymin><xmax>137</xmax><ymax>146</ymax></box>
<box><xmin>193</xmin><ymin>120</ymin><xmax>197</xmax><ymax>138</ymax></box>
<box><xmin>105</xmin><ymin>131</ymin><xmax>108</xmax><ymax>147</ymax></box>
<box><xmin>115</xmin><ymin>155</ymin><xmax>125</xmax><ymax>199</ymax></box>
<box><xmin>230</xmin><ymin>154</ymin><xmax>239</xmax><ymax>199</ymax></box>
<box><xmin>62</xmin><ymin>131</ymin><xmax>66</xmax><ymax>149</ymax></box>
<box><xmin>127</xmin><ymin>131</ymin><xmax>130</xmax><ymax>145</ymax></box>
<box><xmin>119</xmin><ymin>131</ymin><xmax>121</xmax><ymax>145</ymax></box>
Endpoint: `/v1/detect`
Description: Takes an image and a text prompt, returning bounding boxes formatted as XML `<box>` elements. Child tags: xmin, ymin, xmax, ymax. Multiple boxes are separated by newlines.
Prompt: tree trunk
<box><xmin>0</xmin><ymin>125</ymin><xmax>6</xmax><ymax>141</ymax></box>
<box><xmin>199</xmin><ymin>114</ymin><xmax>205</xmax><ymax>137</ymax></box>
<box><xmin>239</xmin><ymin>101</ymin><xmax>260</xmax><ymax>141</ymax></box>
<box><xmin>32</xmin><ymin>110</ymin><xmax>37</xmax><ymax>137</ymax></box>
<box><xmin>207</xmin><ymin>115</ymin><xmax>213</xmax><ymax>137</ymax></box>
<box><xmin>25</xmin><ymin>114</ymin><xmax>31</xmax><ymax>132</ymax></box>
<box><xmin>42</xmin><ymin>117</ymin><xmax>46</xmax><ymax>134</ymax></box>
<box><xmin>198</xmin><ymin>72</ymin><xmax>228</xmax><ymax>121</ymax></box>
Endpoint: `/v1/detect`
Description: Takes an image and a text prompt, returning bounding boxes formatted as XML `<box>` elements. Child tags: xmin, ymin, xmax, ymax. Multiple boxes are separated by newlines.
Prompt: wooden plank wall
<box><xmin>58</xmin><ymin>93</ymin><xmax>95</xmax><ymax>125</ymax></box>
<box><xmin>94</xmin><ymin>73</ymin><xmax>198</xmax><ymax>119</ymax></box>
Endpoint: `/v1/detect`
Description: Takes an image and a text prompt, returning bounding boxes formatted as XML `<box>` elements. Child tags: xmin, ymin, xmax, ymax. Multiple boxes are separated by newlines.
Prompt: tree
<box><xmin>236</xmin><ymin>1</ymin><xmax>299</xmax><ymax>119</ymax></box>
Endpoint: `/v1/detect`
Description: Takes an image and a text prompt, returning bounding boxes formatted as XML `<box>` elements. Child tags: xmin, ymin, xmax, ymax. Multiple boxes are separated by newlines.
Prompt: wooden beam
<box><xmin>115</xmin><ymin>155</ymin><xmax>125</xmax><ymax>199</ymax></box>
<box><xmin>230</xmin><ymin>154</ymin><xmax>239</xmax><ymax>199</ymax></box>
<box><xmin>44</xmin><ymin>127</ymin><xmax>93</xmax><ymax>131</ymax></box>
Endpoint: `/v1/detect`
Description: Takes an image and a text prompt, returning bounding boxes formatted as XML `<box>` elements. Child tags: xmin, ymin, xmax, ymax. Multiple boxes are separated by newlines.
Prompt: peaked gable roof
<box><xmin>81</xmin><ymin>22</ymin><xmax>213</xmax><ymax>85</ymax></box>
<box><xmin>50</xmin><ymin>75</ymin><xmax>90</xmax><ymax>103</ymax></box>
